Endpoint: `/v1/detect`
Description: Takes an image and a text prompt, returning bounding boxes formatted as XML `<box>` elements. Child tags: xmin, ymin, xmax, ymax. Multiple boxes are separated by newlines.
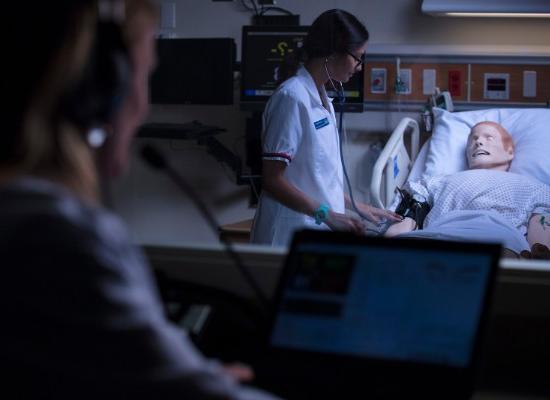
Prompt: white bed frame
<box><xmin>369</xmin><ymin>117</ymin><xmax>420</xmax><ymax>209</ymax></box>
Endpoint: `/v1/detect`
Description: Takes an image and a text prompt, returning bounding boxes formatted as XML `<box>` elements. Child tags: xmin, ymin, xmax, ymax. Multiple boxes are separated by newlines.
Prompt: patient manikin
<box><xmin>386</xmin><ymin>121</ymin><xmax>550</xmax><ymax>259</ymax></box>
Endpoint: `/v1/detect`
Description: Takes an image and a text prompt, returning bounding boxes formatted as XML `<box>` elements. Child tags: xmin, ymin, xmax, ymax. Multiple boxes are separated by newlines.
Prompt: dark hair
<box><xmin>303</xmin><ymin>9</ymin><xmax>369</xmax><ymax>60</ymax></box>
<box><xmin>278</xmin><ymin>9</ymin><xmax>369</xmax><ymax>84</ymax></box>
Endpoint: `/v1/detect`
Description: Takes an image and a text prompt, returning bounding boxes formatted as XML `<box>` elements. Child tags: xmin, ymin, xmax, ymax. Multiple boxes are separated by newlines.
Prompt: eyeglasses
<box><xmin>346</xmin><ymin>50</ymin><xmax>366</xmax><ymax>68</ymax></box>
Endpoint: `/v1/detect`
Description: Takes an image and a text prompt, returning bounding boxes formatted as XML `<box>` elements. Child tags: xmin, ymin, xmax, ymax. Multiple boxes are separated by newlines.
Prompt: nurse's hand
<box><xmin>325</xmin><ymin>211</ymin><xmax>365</xmax><ymax>234</ymax></box>
<box><xmin>356</xmin><ymin>203</ymin><xmax>402</xmax><ymax>224</ymax></box>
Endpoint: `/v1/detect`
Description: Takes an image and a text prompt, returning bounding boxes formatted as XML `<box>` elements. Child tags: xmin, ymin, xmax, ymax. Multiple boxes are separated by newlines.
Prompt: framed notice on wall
<box><xmin>371</xmin><ymin>68</ymin><xmax>387</xmax><ymax>94</ymax></box>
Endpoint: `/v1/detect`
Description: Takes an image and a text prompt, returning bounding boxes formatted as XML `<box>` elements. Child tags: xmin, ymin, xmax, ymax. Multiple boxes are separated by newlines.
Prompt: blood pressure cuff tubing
<box><xmin>394</xmin><ymin>188</ymin><xmax>431</xmax><ymax>230</ymax></box>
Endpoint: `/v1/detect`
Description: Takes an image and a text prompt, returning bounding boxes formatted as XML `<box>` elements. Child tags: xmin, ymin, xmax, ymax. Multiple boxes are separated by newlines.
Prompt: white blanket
<box><xmin>398</xmin><ymin>209</ymin><xmax>530</xmax><ymax>253</ymax></box>
<box><xmin>399</xmin><ymin>169</ymin><xmax>550</xmax><ymax>253</ymax></box>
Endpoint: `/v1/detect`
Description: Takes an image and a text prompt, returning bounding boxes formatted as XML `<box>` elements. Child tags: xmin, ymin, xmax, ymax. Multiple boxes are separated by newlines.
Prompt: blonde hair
<box><xmin>2</xmin><ymin>0</ymin><xmax>159</xmax><ymax>203</ymax></box>
<box><xmin>15</xmin><ymin>5</ymin><xmax>98</xmax><ymax>201</ymax></box>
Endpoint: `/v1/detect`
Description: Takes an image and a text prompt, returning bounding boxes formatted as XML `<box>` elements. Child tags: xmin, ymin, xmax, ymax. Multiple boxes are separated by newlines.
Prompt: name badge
<box><xmin>314</xmin><ymin>118</ymin><xmax>330</xmax><ymax>130</ymax></box>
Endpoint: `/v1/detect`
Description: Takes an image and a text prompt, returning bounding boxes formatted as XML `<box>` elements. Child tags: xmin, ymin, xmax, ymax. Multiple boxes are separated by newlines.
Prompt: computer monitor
<box><xmin>150</xmin><ymin>38</ymin><xmax>235</xmax><ymax>105</ymax></box>
<box><xmin>240</xmin><ymin>26</ymin><xmax>364</xmax><ymax>112</ymax></box>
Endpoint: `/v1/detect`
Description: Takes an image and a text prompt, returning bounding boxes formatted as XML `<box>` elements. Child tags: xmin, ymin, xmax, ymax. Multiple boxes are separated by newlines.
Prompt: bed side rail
<box><xmin>369</xmin><ymin>118</ymin><xmax>419</xmax><ymax>209</ymax></box>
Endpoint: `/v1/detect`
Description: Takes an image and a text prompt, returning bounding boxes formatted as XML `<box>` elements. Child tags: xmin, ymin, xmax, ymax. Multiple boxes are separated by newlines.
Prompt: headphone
<box><xmin>61</xmin><ymin>0</ymin><xmax>130</xmax><ymax>135</ymax></box>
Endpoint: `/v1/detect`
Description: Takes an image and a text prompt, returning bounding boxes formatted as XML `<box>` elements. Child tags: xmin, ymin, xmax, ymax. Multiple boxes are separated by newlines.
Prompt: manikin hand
<box><xmin>520</xmin><ymin>243</ymin><xmax>550</xmax><ymax>260</ymax></box>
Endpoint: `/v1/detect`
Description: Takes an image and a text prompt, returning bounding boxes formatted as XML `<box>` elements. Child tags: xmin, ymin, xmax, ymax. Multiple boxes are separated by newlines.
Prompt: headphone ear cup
<box><xmin>62</xmin><ymin>20</ymin><xmax>130</xmax><ymax>131</ymax></box>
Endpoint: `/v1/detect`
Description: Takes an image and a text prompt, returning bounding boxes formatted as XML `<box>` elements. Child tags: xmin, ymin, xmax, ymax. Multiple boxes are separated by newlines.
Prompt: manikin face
<box><xmin>326</xmin><ymin>41</ymin><xmax>367</xmax><ymax>83</ymax></box>
<box><xmin>466</xmin><ymin>123</ymin><xmax>514</xmax><ymax>171</ymax></box>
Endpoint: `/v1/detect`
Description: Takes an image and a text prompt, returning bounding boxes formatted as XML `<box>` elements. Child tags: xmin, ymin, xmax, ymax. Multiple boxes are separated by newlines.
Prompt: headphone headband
<box><xmin>60</xmin><ymin>0</ymin><xmax>130</xmax><ymax>133</ymax></box>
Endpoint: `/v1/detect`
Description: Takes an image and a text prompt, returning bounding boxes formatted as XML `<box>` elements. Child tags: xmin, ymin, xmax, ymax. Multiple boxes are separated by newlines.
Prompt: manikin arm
<box><xmin>384</xmin><ymin>217</ymin><xmax>416</xmax><ymax>237</ymax></box>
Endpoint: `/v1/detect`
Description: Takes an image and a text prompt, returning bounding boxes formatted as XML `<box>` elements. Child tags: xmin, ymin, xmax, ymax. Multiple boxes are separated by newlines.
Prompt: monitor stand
<box><xmin>137</xmin><ymin>120</ymin><xmax>260</xmax><ymax>194</ymax></box>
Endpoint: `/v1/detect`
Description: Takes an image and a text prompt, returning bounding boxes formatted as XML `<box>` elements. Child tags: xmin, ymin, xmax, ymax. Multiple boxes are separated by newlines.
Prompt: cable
<box><xmin>248</xmin><ymin>176</ymin><xmax>260</xmax><ymax>203</ymax></box>
<box><xmin>239</xmin><ymin>0</ymin><xmax>254</xmax><ymax>12</ymax></box>
<box><xmin>250</xmin><ymin>0</ymin><xmax>259</xmax><ymax>15</ymax></box>
<box><xmin>140</xmin><ymin>144</ymin><xmax>270</xmax><ymax>316</ymax></box>
<box><xmin>335</xmin><ymin>91</ymin><xmax>382</xmax><ymax>235</ymax></box>
<box><xmin>260</xmin><ymin>6</ymin><xmax>294</xmax><ymax>15</ymax></box>
<box><xmin>240</xmin><ymin>0</ymin><xmax>259</xmax><ymax>16</ymax></box>
<box><xmin>323</xmin><ymin>62</ymin><xmax>383</xmax><ymax>235</ymax></box>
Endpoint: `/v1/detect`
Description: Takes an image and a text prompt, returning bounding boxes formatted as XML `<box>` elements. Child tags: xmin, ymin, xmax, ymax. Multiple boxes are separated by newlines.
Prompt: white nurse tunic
<box><xmin>250</xmin><ymin>66</ymin><xmax>345</xmax><ymax>247</ymax></box>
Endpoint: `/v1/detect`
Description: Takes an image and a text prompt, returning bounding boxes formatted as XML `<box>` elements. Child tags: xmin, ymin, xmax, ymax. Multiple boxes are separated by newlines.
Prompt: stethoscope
<box><xmin>324</xmin><ymin>59</ymin><xmax>388</xmax><ymax>235</ymax></box>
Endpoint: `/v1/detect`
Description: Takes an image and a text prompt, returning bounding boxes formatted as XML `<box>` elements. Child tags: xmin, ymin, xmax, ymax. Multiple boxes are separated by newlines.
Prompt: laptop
<box><xmin>264</xmin><ymin>229</ymin><xmax>501</xmax><ymax>399</ymax></box>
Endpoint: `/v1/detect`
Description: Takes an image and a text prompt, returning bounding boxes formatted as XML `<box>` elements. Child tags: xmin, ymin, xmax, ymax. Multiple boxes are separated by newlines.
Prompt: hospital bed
<box><xmin>369</xmin><ymin>117</ymin><xmax>421</xmax><ymax>209</ymax></box>
<box><xmin>368</xmin><ymin>106</ymin><xmax>550</xmax><ymax>254</ymax></box>
<box><xmin>370</xmin><ymin>107</ymin><xmax>550</xmax><ymax>208</ymax></box>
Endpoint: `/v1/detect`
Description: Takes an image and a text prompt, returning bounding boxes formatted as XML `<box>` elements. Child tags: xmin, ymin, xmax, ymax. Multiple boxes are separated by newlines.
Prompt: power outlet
<box><xmin>523</xmin><ymin>71</ymin><xmax>537</xmax><ymax>98</ymax></box>
<box><xmin>422</xmin><ymin>69</ymin><xmax>436</xmax><ymax>95</ymax></box>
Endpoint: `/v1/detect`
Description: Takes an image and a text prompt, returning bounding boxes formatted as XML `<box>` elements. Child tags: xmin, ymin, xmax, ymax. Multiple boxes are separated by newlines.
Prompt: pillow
<box><xmin>423</xmin><ymin>107</ymin><xmax>550</xmax><ymax>185</ymax></box>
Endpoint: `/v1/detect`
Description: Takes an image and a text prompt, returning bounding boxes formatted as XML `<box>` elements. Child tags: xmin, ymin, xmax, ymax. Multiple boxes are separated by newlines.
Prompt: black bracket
<box><xmin>137</xmin><ymin>120</ymin><xmax>261</xmax><ymax>191</ymax></box>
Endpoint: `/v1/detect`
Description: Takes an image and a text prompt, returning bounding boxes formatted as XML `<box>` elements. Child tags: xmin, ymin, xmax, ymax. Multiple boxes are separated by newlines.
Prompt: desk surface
<box><xmin>219</xmin><ymin>218</ymin><xmax>253</xmax><ymax>233</ymax></box>
<box><xmin>219</xmin><ymin>218</ymin><xmax>253</xmax><ymax>244</ymax></box>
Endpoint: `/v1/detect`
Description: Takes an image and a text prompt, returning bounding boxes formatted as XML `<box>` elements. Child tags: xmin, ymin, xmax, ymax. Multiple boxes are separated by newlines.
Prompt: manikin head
<box><xmin>304</xmin><ymin>9</ymin><xmax>369</xmax><ymax>83</ymax></box>
<box><xmin>466</xmin><ymin>121</ymin><xmax>515</xmax><ymax>171</ymax></box>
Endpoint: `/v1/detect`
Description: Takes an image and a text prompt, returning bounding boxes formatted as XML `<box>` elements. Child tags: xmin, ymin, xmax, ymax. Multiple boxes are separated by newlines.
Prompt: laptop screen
<box><xmin>270</xmin><ymin>237</ymin><xmax>497</xmax><ymax>369</ymax></box>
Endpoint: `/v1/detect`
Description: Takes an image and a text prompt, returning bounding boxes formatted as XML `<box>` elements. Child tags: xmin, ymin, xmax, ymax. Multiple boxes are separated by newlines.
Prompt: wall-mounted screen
<box><xmin>240</xmin><ymin>26</ymin><xmax>364</xmax><ymax>112</ymax></box>
<box><xmin>150</xmin><ymin>38</ymin><xmax>235</xmax><ymax>105</ymax></box>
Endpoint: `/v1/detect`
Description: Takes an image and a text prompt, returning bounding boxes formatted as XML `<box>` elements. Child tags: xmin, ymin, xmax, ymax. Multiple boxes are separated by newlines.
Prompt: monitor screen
<box><xmin>240</xmin><ymin>26</ymin><xmax>364</xmax><ymax>112</ymax></box>
<box><xmin>270</xmin><ymin>242</ymin><xmax>493</xmax><ymax>368</ymax></box>
<box><xmin>150</xmin><ymin>38</ymin><xmax>235</xmax><ymax>105</ymax></box>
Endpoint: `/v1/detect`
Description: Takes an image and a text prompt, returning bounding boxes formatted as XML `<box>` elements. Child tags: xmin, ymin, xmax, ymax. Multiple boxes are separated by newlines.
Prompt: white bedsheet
<box><xmin>398</xmin><ymin>209</ymin><xmax>530</xmax><ymax>253</ymax></box>
<box><xmin>398</xmin><ymin>169</ymin><xmax>550</xmax><ymax>252</ymax></box>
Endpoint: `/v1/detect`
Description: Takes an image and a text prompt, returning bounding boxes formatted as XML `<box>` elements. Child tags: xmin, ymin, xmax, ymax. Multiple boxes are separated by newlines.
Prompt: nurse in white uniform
<box><xmin>251</xmin><ymin>9</ymin><xmax>401</xmax><ymax>247</ymax></box>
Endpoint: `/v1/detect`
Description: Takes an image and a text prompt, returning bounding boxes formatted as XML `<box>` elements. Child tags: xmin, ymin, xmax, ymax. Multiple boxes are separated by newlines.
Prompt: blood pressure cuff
<box><xmin>394</xmin><ymin>187</ymin><xmax>431</xmax><ymax>229</ymax></box>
